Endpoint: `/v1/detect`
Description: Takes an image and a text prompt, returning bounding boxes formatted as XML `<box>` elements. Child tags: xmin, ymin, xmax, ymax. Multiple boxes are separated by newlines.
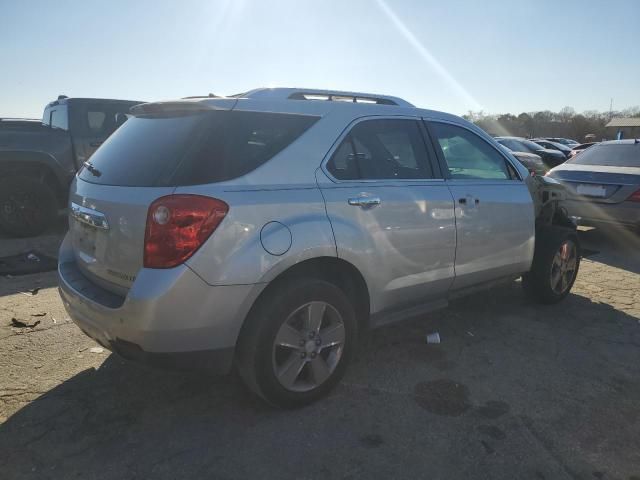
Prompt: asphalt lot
<box><xmin>0</xmin><ymin>223</ymin><xmax>639</xmax><ymax>480</ymax></box>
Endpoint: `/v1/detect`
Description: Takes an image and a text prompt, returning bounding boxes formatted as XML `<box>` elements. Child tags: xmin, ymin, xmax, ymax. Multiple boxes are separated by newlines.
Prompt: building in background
<box><xmin>606</xmin><ymin>117</ymin><xmax>640</xmax><ymax>139</ymax></box>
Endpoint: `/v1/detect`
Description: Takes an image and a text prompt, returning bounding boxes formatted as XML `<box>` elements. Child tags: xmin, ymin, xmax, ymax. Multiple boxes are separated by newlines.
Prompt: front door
<box><xmin>426</xmin><ymin>120</ymin><xmax>535</xmax><ymax>290</ymax></box>
<box><xmin>318</xmin><ymin>117</ymin><xmax>456</xmax><ymax>314</ymax></box>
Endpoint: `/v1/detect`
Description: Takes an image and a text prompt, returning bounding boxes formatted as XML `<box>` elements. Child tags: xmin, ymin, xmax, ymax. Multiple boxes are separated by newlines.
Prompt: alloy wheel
<box><xmin>550</xmin><ymin>240</ymin><xmax>578</xmax><ymax>295</ymax></box>
<box><xmin>271</xmin><ymin>301</ymin><xmax>346</xmax><ymax>392</ymax></box>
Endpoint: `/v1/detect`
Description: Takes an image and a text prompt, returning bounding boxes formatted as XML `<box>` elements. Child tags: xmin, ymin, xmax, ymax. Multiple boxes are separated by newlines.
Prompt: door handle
<box><xmin>90</xmin><ymin>141</ymin><xmax>103</xmax><ymax>147</ymax></box>
<box><xmin>348</xmin><ymin>196</ymin><xmax>381</xmax><ymax>208</ymax></box>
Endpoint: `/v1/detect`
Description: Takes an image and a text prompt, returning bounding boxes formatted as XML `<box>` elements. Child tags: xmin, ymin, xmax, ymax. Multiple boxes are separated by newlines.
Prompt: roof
<box><xmin>606</xmin><ymin>117</ymin><xmax>640</xmax><ymax>128</ymax></box>
<box><xmin>134</xmin><ymin>87</ymin><xmax>430</xmax><ymax>119</ymax></box>
<box><xmin>45</xmin><ymin>97</ymin><xmax>143</xmax><ymax>108</ymax></box>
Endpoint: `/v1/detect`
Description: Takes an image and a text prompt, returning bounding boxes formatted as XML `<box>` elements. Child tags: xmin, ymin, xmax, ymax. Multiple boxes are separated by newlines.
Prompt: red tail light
<box><xmin>144</xmin><ymin>195</ymin><xmax>228</xmax><ymax>268</ymax></box>
<box><xmin>627</xmin><ymin>189</ymin><xmax>640</xmax><ymax>203</ymax></box>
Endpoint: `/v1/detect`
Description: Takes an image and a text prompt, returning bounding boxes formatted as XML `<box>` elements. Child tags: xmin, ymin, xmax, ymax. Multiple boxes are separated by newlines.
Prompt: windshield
<box><xmin>569</xmin><ymin>143</ymin><xmax>640</xmax><ymax>167</ymax></box>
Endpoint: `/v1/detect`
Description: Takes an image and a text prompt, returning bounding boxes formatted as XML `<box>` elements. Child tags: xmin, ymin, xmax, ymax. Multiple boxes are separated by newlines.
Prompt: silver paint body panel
<box><xmin>59</xmin><ymin>89</ymin><xmax>536</xmax><ymax>372</ymax></box>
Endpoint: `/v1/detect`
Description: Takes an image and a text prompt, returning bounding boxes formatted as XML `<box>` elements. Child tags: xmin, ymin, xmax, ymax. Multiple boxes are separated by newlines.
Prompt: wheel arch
<box><xmin>239</xmin><ymin>256</ymin><xmax>371</xmax><ymax>346</ymax></box>
<box><xmin>0</xmin><ymin>151</ymin><xmax>68</xmax><ymax>204</ymax></box>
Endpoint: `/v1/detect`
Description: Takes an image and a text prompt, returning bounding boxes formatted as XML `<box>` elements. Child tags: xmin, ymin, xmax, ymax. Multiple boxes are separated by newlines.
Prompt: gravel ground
<box><xmin>0</xmin><ymin>225</ymin><xmax>639</xmax><ymax>480</ymax></box>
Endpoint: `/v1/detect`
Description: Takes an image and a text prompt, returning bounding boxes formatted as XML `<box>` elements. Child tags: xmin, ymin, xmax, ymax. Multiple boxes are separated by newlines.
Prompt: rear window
<box><xmin>569</xmin><ymin>143</ymin><xmax>640</xmax><ymax>167</ymax></box>
<box><xmin>79</xmin><ymin>110</ymin><xmax>318</xmax><ymax>186</ymax></box>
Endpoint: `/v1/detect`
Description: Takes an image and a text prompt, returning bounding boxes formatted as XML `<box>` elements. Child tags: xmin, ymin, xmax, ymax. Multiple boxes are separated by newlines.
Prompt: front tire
<box><xmin>0</xmin><ymin>176</ymin><xmax>58</xmax><ymax>237</ymax></box>
<box><xmin>236</xmin><ymin>278</ymin><xmax>357</xmax><ymax>408</ymax></box>
<box><xmin>523</xmin><ymin>226</ymin><xmax>580</xmax><ymax>304</ymax></box>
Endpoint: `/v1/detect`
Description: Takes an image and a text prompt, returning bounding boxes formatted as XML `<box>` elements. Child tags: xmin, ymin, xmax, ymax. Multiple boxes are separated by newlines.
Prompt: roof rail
<box><xmin>182</xmin><ymin>93</ymin><xmax>219</xmax><ymax>99</ymax></box>
<box><xmin>239</xmin><ymin>88</ymin><xmax>414</xmax><ymax>107</ymax></box>
<box><xmin>0</xmin><ymin>117</ymin><xmax>41</xmax><ymax>122</ymax></box>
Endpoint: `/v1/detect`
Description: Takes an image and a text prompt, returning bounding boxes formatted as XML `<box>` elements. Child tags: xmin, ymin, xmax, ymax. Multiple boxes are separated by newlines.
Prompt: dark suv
<box><xmin>0</xmin><ymin>96</ymin><xmax>141</xmax><ymax>236</ymax></box>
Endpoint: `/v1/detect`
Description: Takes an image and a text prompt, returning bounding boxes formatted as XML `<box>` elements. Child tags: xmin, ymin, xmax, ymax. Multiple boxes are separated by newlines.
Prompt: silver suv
<box><xmin>58</xmin><ymin>88</ymin><xmax>580</xmax><ymax>407</ymax></box>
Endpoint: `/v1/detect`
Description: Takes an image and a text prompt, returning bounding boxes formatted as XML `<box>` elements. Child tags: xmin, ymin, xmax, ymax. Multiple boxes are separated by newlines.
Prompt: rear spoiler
<box><xmin>130</xmin><ymin>98</ymin><xmax>237</xmax><ymax>116</ymax></box>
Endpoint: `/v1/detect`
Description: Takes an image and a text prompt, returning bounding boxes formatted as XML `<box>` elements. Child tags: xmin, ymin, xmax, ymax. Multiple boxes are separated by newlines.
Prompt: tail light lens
<box><xmin>144</xmin><ymin>194</ymin><xmax>228</xmax><ymax>268</ymax></box>
<box><xmin>627</xmin><ymin>189</ymin><xmax>640</xmax><ymax>203</ymax></box>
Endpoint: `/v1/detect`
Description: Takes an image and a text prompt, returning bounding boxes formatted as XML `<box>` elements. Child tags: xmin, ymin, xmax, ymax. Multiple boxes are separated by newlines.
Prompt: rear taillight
<box><xmin>627</xmin><ymin>189</ymin><xmax>640</xmax><ymax>203</ymax></box>
<box><xmin>144</xmin><ymin>195</ymin><xmax>228</xmax><ymax>268</ymax></box>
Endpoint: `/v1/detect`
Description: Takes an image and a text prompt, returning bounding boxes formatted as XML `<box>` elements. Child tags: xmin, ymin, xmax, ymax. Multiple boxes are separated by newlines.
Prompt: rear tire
<box><xmin>0</xmin><ymin>176</ymin><xmax>58</xmax><ymax>237</ymax></box>
<box><xmin>522</xmin><ymin>226</ymin><xmax>580</xmax><ymax>304</ymax></box>
<box><xmin>236</xmin><ymin>278</ymin><xmax>357</xmax><ymax>408</ymax></box>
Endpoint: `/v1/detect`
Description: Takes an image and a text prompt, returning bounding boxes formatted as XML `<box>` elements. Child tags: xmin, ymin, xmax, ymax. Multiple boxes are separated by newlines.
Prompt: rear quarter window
<box><xmin>79</xmin><ymin>110</ymin><xmax>318</xmax><ymax>186</ymax></box>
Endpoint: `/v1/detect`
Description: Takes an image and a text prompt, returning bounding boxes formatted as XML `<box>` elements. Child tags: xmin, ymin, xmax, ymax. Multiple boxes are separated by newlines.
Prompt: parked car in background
<box><xmin>545</xmin><ymin>137</ymin><xmax>579</xmax><ymax>147</ymax></box>
<box><xmin>58</xmin><ymin>87</ymin><xmax>580</xmax><ymax>408</ymax></box>
<box><xmin>532</xmin><ymin>138</ymin><xmax>572</xmax><ymax>159</ymax></box>
<box><xmin>568</xmin><ymin>142</ymin><xmax>598</xmax><ymax>159</ymax></box>
<box><xmin>498</xmin><ymin>144</ymin><xmax>548</xmax><ymax>175</ymax></box>
<box><xmin>547</xmin><ymin>139</ymin><xmax>640</xmax><ymax>231</ymax></box>
<box><xmin>0</xmin><ymin>95</ymin><xmax>141</xmax><ymax>236</ymax></box>
<box><xmin>495</xmin><ymin>136</ymin><xmax>567</xmax><ymax>168</ymax></box>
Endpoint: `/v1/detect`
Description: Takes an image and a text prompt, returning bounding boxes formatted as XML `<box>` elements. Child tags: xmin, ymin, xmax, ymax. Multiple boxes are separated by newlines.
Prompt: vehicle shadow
<box><xmin>1</xmin><ymin>284</ymin><xmax>639</xmax><ymax>479</ymax></box>
<box><xmin>0</xmin><ymin>220</ymin><xmax>67</xmax><ymax>297</ymax></box>
<box><xmin>0</xmin><ymin>270</ymin><xmax>60</xmax><ymax>299</ymax></box>
<box><xmin>0</xmin><ymin>356</ymin><xmax>276</xmax><ymax>478</ymax></box>
<box><xmin>578</xmin><ymin>227</ymin><xmax>640</xmax><ymax>275</ymax></box>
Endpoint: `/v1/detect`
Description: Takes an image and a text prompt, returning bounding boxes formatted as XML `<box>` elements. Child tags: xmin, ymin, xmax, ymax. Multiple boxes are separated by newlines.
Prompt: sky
<box><xmin>1</xmin><ymin>0</ymin><xmax>638</xmax><ymax>119</ymax></box>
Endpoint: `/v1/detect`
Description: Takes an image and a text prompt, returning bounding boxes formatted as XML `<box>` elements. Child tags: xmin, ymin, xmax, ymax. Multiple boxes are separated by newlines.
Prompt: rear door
<box><xmin>426</xmin><ymin>120</ymin><xmax>535</xmax><ymax>290</ymax></box>
<box><xmin>318</xmin><ymin>117</ymin><xmax>456</xmax><ymax>314</ymax></box>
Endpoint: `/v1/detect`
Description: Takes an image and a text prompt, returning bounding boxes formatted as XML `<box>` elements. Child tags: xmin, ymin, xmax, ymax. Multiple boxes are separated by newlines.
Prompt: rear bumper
<box><xmin>562</xmin><ymin>199</ymin><xmax>640</xmax><ymax>228</ymax></box>
<box><xmin>57</xmin><ymin>233</ymin><xmax>264</xmax><ymax>374</ymax></box>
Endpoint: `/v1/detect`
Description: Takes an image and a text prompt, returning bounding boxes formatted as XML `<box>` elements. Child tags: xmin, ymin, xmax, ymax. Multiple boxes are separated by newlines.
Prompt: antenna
<box><xmin>609</xmin><ymin>98</ymin><xmax>613</xmax><ymax>120</ymax></box>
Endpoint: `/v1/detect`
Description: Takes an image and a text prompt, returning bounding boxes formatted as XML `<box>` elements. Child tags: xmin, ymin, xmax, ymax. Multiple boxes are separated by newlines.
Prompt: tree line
<box><xmin>463</xmin><ymin>106</ymin><xmax>640</xmax><ymax>142</ymax></box>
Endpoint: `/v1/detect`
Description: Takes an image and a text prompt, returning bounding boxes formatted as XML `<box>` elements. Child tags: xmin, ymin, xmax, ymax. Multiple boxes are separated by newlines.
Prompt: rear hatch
<box><xmin>549</xmin><ymin>165</ymin><xmax>640</xmax><ymax>203</ymax></box>
<box><xmin>69</xmin><ymin>182</ymin><xmax>173</xmax><ymax>295</ymax></box>
<box><xmin>69</xmin><ymin>100</ymin><xmax>318</xmax><ymax>295</ymax></box>
<box><xmin>548</xmin><ymin>142</ymin><xmax>640</xmax><ymax>204</ymax></box>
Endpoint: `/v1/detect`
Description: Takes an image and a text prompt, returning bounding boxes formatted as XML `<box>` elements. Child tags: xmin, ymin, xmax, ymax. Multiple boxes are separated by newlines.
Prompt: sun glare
<box><xmin>374</xmin><ymin>0</ymin><xmax>483</xmax><ymax>111</ymax></box>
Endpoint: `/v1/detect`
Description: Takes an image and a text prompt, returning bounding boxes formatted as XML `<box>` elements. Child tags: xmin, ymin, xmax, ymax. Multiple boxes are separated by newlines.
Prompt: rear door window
<box><xmin>79</xmin><ymin>110</ymin><xmax>318</xmax><ymax>186</ymax></box>
<box><xmin>327</xmin><ymin>119</ymin><xmax>434</xmax><ymax>180</ymax></box>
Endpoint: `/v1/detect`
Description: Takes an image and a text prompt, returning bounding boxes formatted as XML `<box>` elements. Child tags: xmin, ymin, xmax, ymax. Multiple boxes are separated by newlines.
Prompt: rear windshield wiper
<box><xmin>83</xmin><ymin>161</ymin><xmax>102</xmax><ymax>177</ymax></box>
